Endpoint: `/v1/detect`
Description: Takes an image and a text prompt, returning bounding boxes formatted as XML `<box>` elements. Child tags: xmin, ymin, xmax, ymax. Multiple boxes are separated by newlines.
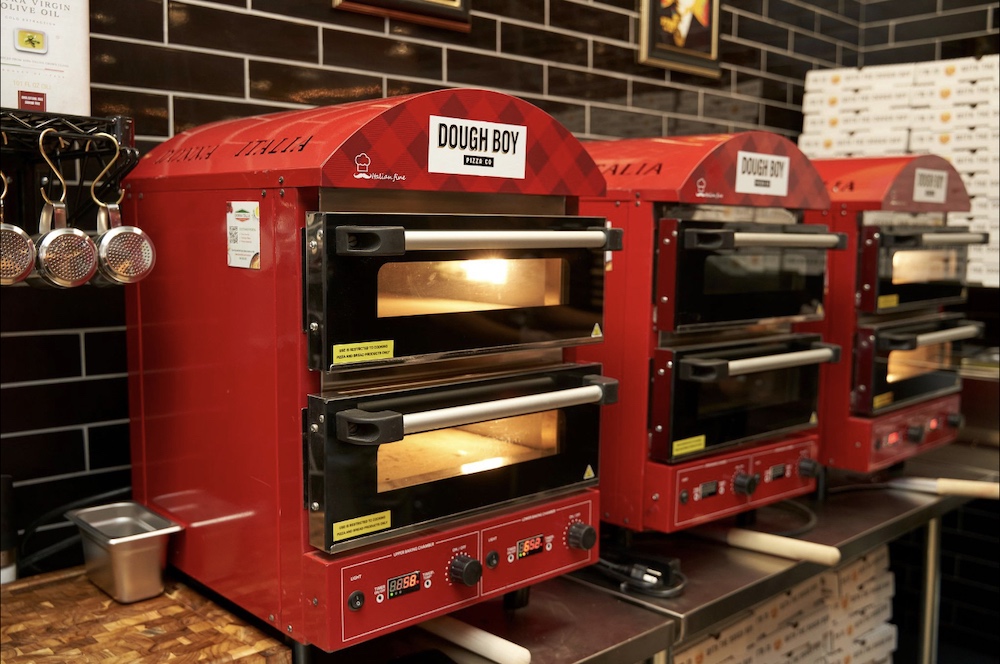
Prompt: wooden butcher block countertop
<box><xmin>0</xmin><ymin>567</ymin><xmax>291</xmax><ymax>663</ymax></box>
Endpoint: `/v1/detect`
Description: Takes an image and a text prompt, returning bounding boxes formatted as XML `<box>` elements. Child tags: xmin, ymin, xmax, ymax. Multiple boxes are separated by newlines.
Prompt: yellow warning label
<box><xmin>873</xmin><ymin>392</ymin><xmax>894</xmax><ymax>409</ymax></box>
<box><xmin>809</xmin><ymin>411</ymin><xmax>818</xmax><ymax>424</ymax></box>
<box><xmin>333</xmin><ymin>340</ymin><xmax>394</xmax><ymax>365</ymax></box>
<box><xmin>673</xmin><ymin>434</ymin><xmax>706</xmax><ymax>457</ymax></box>
<box><xmin>591</xmin><ymin>324</ymin><xmax>603</xmax><ymax>338</ymax></box>
<box><xmin>583</xmin><ymin>464</ymin><xmax>596</xmax><ymax>480</ymax></box>
<box><xmin>877</xmin><ymin>294</ymin><xmax>900</xmax><ymax>309</ymax></box>
<box><xmin>333</xmin><ymin>510</ymin><xmax>392</xmax><ymax>541</ymax></box>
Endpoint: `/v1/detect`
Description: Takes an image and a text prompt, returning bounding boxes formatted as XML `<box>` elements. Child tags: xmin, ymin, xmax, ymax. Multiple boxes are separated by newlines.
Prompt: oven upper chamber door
<box><xmin>857</xmin><ymin>223</ymin><xmax>988</xmax><ymax>314</ymax></box>
<box><xmin>305</xmin><ymin>362</ymin><xmax>615</xmax><ymax>553</ymax></box>
<box><xmin>305</xmin><ymin>212</ymin><xmax>621</xmax><ymax>371</ymax></box>
<box><xmin>649</xmin><ymin>333</ymin><xmax>840</xmax><ymax>463</ymax></box>
<box><xmin>852</xmin><ymin>313</ymin><xmax>983</xmax><ymax>416</ymax></box>
<box><xmin>655</xmin><ymin>215</ymin><xmax>846</xmax><ymax>333</ymax></box>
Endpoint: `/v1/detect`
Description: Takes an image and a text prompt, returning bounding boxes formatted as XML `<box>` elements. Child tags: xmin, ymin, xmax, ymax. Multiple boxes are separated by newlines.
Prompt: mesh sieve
<box><xmin>36</xmin><ymin>228</ymin><xmax>98</xmax><ymax>288</ymax></box>
<box><xmin>98</xmin><ymin>226</ymin><xmax>156</xmax><ymax>284</ymax></box>
<box><xmin>1</xmin><ymin>224</ymin><xmax>36</xmax><ymax>285</ymax></box>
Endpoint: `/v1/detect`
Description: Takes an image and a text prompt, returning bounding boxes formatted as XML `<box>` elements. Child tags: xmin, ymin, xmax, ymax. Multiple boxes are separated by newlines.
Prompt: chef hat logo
<box><xmin>355</xmin><ymin>153</ymin><xmax>371</xmax><ymax>173</ymax></box>
<box><xmin>696</xmin><ymin>178</ymin><xmax>707</xmax><ymax>194</ymax></box>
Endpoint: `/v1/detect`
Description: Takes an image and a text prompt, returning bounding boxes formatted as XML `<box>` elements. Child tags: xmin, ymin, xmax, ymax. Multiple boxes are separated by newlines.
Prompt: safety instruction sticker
<box><xmin>428</xmin><ymin>115</ymin><xmax>526</xmax><ymax>179</ymax></box>
<box><xmin>333</xmin><ymin>510</ymin><xmax>392</xmax><ymax>542</ymax></box>
<box><xmin>912</xmin><ymin>168</ymin><xmax>948</xmax><ymax>204</ymax></box>
<box><xmin>877</xmin><ymin>294</ymin><xmax>900</xmax><ymax>310</ymax></box>
<box><xmin>873</xmin><ymin>392</ymin><xmax>894</xmax><ymax>410</ymax></box>
<box><xmin>226</xmin><ymin>201</ymin><xmax>261</xmax><ymax>269</ymax></box>
<box><xmin>333</xmin><ymin>340</ymin><xmax>394</xmax><ymax>365</ymax></box>
<box><xmin>673</xmin><ymin>434</ymin><xmax>707</xmax><ymax>457</ymax></box>
<box><xmin>735</xmin><ymin>151</ymin><xmax>790</xmax><ymax>197</ymax></box>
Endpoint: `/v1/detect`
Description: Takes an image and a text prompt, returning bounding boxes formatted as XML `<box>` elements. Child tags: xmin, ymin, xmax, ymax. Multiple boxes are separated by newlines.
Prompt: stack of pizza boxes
<box><xmin>672</xmin><ymin>546</ymin><xmax>897</xmax><ymax>663</ymax></box>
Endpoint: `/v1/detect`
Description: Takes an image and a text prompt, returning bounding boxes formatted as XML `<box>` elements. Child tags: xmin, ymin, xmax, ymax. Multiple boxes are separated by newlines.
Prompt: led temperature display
<box><xmin>516</xmin><ymin>534</ymin><xmax>545</xmax><ymax>559</ymax></box>
<box><xmin>387</xmin><ymin>570</ymin><xmax>421</xmax><ymax>599</ymax></box>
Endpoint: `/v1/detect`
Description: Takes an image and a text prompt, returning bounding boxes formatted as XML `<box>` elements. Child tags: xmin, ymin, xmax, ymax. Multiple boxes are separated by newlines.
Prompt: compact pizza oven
<box><xmin>801</xmin><ymin>155</ymin><xmax>985</xmax><ymax>473</ymax></box>
<box><xmin>576</xmin><ymin>132</ymin><xmax>841</xmax><ymax>533</ymax></box>
<box><xmin>122</xmin><ymin>90</ymin><xmax>620</xmax><ymax>652</ymax></box>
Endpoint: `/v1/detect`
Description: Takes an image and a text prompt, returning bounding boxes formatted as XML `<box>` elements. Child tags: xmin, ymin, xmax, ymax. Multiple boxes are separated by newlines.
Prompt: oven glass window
<box><xmin>703</xmin><ymin>253</ymin><xmax>820</xmax><ymax>295</ymax></box>
<box><xmin>884</xmin><ymin>343</ymin><xmax>952</xmax><ymax>383</ymax></box>
<box><xmin>377</xmin><ymin>258</ymin><xmax>566</xmax><ymax>318</ymax></box>
<box><xmin>377</xmin><ymin>411</ymin><xmax>562</xmax><ymax>492</ymax></box>
<box><xmin>696</xmin><ymin>370</ymin><xmax>802</xmax><ymax>418</ymax></box>
<box><xmin>888</xmin><ymin>248</ymin><xmax>963</xmax><ymax>285</ymax></box>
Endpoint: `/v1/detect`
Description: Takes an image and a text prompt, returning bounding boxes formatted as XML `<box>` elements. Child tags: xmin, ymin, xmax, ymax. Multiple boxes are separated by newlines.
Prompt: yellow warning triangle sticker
<box><xmin>583</xmin><ymin>464</ymin><xmax>595</xmax><ymax>480</ymax></box>
<box><xmin>810</xmin><ymin>411</ymin><xmax>818</xmax><ymax>424</ymax></box>
<box><xmin>591</xmin><ymin>324</ymin><xmax>603</xmax><ymax>337</ymax></box>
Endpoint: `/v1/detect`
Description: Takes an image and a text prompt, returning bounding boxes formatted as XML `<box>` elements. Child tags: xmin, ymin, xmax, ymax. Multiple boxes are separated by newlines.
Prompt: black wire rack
<box><xmin>1</xmin><ymin>108</ymin><xmax>138</xmax><ymax>233</ymax></box>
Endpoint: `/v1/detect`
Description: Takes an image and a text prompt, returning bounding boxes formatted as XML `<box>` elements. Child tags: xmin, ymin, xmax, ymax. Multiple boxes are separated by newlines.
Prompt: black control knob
<box><xmin>798</xmin><ymin>458</ymin><xmax>821</xmax><ymax>479</ymax></box>
<box><xmin>907</xmin><ymin>424</ymin><xmax>926</xmax><ymax>443</ymax></box>
<box><xmin>733</xmin><ymin>472</ymin><xmax>760</xmax><ymax>496</ymax></box>
<box><xmin>567</xmin><ymin>522</ymin><xmax>597</xmax><ymax>550</ymax></box>
<box><xmin>449</xmin><ymin>554</ymin><xmax>482</xmax><ymax>586</ymax></box>
<box><xmin>946</xmin><ymin>413</ymin><xmax>965</xmax><ymax>429</ymax></box>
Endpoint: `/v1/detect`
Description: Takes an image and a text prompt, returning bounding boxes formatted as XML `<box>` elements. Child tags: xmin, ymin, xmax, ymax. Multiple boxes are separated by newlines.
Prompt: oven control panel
<box><xmin>333</xmin><ymin>491</ymin><xmax>597</xmax><ymax>643</ymax></box>
<box><xmin>867</xmin><ymin>394</ymin><xmax>962</xmax><ymax>469</ymax></box>
<box><xmin>643</xmin><ymin>435</ymin><xmax>820</xmax><ymax>533</ymax></box>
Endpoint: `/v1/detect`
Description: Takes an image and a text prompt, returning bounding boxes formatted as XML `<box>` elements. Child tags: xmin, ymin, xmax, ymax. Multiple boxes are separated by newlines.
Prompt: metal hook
<box><xmin>38</xmin><ymin>128</ymin><xmax>67</xmax><ymax>205</ymax></box>
<box><xmin>90</xmin><ymin>132</ymin><xmax>125</xmax><ymax>207</ymax></box>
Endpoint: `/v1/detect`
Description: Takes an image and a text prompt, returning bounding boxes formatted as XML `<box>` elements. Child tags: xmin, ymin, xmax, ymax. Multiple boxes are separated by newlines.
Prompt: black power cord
<box><xmin>595</xmin><ymin>553</ymin><xmax>687</xmax><ymax>598</ymax></box>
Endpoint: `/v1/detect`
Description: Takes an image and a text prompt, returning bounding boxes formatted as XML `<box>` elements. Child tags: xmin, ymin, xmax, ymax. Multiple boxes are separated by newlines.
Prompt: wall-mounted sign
<box><xmin>1</xmin><ymin>0</ymin><xmax>90</xmax><ymax>114</ymax></box>
<box><xmin>639</xmin><ymin>0</ymin><xmax>721</xmax><ymax>79</ymax></box>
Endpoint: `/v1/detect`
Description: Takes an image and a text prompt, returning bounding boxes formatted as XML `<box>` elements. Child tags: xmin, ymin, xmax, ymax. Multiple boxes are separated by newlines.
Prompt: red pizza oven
<box><xmin>576</xmin><ymin>132</ymin><xmax>839</xmax><ymax>533</ymax></box>
<box><xmin>801</xmin><ymin>155</ymin><xmax>985</xmax><ymax>473</ymax></box>
<box><xmin>122</xmin><ymin>89</ymin><xmax>620</xmax><ymax>652</ymax></box>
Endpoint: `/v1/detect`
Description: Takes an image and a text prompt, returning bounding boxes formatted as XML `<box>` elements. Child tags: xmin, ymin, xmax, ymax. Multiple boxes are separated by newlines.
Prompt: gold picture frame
<box><xmin>333</xmin><ymin>0</ymin><xmax>470</xmax><ymax>32</ymax></box>
<box><xmin>639</xmin><ymin>0</ymin><xmax>721</xmax><ymax>78</ymax></box>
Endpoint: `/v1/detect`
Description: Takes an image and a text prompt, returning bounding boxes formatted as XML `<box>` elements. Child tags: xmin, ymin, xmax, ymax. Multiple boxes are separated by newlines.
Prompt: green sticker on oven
<box><xmin>672</xmin><ymin>435</ymin><xmax>706</xmax><ymax>457</ymax></box>
<box><xmin>333</xmin><ymin>510</ymin><xmax>392</xmax><ymax>541</ymax></box>
<box><xmin>333</xmin><ymin>340</ymin><xmax>394</xmax><ymax>364</ymax></box>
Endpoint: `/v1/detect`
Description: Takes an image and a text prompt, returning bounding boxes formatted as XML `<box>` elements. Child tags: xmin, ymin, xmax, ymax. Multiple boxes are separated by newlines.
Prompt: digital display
<box><xmin>517</xmin><ymin>535</ymin><xmax>545</xmax><ymax>559</ymax></box>
<box><xmin>387</xmin><ymin>571</ymin><xmax>421</xmax><ymax>599</ymax></box>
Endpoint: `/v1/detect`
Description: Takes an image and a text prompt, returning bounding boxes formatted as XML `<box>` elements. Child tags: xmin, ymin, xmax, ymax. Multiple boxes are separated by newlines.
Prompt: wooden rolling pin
<box><xmin>887</xmin><ymin>477</ymin><xmax>1000</xmax><ymax>499</ymax></box>
<box><xmin>420</xmin><ymin>615</ymin><xmax>531</xmax><ymax>664</ymax></box>
<box><xmin>692</xmin><ymin>527</ymin><xmax>842</xmax><ymax>567</ymax></box>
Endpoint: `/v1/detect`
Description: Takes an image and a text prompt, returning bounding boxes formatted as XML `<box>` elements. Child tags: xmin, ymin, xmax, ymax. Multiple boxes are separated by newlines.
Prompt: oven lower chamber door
<box><xmin>306</xmin><ymin>362</ymin><xmax>615</xmax><ymax>553</ymax></box>
<box><xmin>852</xmin><ymin>313</ymin><xmax>983</xmax><ymax>416</ymax></box>
<box><xmin>650</xmin><ymin>334</ymin><xmax>840</xmax><ymax>463</ymax></box>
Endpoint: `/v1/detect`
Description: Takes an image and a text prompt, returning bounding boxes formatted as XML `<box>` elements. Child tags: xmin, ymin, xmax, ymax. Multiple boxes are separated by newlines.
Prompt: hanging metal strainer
<box><xmin>29</xmin><ymin>128</ymin><xmax>98</xmax><ymax>288</ymax></box>
<box><xmin>0</xmin><ymin>164</ymin><xmax>37</xmax><ymax>286</ymax></box>
<box><xmin>89</xmin><ymin>133</ymin><xmax>155</xmax><ymax>285</ymax></box>
<box><xmin>93</xmin><ymin>203</ymin><xmax>156</xmax><ymax>284</ymax></box>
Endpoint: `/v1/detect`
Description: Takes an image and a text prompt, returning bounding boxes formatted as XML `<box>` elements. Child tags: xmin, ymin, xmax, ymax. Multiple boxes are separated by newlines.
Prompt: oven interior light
<box><xmin>460</xmin><ymin>259</ymin><xmax>509</xmax><ymax>285</ymax></box>
<box><xmin>460</xmin><ymin>456</ymin><xmax>506</xmax><ymax>475</ymax></box>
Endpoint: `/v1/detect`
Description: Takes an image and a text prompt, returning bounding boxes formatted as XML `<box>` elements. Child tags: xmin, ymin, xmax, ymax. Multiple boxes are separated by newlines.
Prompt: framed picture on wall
<box><xmin>639</xmin><ymin>0</ymin><xmax>721</xmax><ymax>78</ymax></box>
<box><xmin>333</xmin><ymin>0</ymin><xmax>470</xmax><ymax>31</ymax></box>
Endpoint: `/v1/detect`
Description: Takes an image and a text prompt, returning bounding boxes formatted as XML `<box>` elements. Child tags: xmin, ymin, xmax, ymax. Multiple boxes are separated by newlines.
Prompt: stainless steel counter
<box><xmin>570</xmin><ymin>443</ymin><xmax>999</xmax><ymax>649</ymax></box>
